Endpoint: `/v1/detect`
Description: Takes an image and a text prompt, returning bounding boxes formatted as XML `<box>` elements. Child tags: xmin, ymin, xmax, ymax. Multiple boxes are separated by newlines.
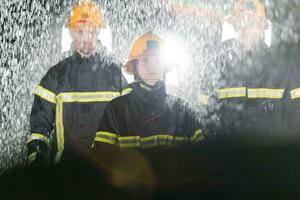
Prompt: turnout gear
<box><xmin>28</xmin><ymin>52</ymin><xmax>127</xmax><ymax>163</ymax></box>
<box><xmin>93</xmin><ymin>81</ymin><xmax>204</xmax><ymax>149</ymax></box>
<box><xmin>199</xmin><ymin>40</ymin><xmax>300</xmax><ymax>143</ymax></box>
<box><xmin>67</xmin><ymin>1</ymin><xmax>106</xmax><ymax>29</ymax></box>
<box><xmin>94</xmin><ymin>32</ymin><xmax>203</xmax><ymax>149</ymax></box>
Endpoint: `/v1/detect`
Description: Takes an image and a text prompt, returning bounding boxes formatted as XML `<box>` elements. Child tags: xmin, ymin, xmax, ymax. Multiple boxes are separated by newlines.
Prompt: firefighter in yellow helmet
<box><xmin>92</xmin><ymin>31</ymin><xmax>204</xmax><ymax>150</ymax></box>
<box><xmin>67</xmin><ymin>1</ymin><xmax>106</xmax><ymax>57</ymax></box>
<box><xmin>198</xmin><ymin>0</ymin><xmax>300</xmax><ymax>144</ymax></box>
<box><xmin>27</xmin><ymin>1</ymin><xmax>127</xmax><ymax>165</ymax></box>
<box><xmin>223</xmin><ymin>0</ymin><xmax>271</xmax><ymax>49</ymax></box>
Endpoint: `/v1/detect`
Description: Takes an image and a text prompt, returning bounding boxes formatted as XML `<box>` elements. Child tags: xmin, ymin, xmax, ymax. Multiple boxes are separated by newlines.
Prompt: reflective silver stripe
<box><xmin>56</xmin><ymin>92</ymin><xmax>121</xmax><ymax>102</ymax></box>
<box><xmin>290</xmin><ymin>88</ymin><xmax>300</xmax><ymax>99</ymax></box>
<box><xmin>217</xmin><ymin>87</ymin><xmax>246</xmax><ymax>99</ymax></box>
<box><xmin>248</xmin><ymin>88</ymin><xmax>284</xmax><ymax>99</ymax></box>
<box><xmin>26</xmin><ymin>133</ymin><xmax>49</xmax><ymax>144</ymax></box>
<box><xmin>34</xmin><ymin>85</ymin><xmax>56</xmax><ymax>104</ymax></box>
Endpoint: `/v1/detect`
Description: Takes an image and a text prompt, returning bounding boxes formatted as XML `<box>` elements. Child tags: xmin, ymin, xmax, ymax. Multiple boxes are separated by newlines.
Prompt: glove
<box><xmin>27</xmin><ymin>140</ymin><xmax>48</xmax><ymax>166</ymax></box>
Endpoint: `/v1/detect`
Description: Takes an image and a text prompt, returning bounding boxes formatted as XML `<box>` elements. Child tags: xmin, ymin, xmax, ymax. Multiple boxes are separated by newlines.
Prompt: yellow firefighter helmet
<box><xmin>124</xmin><ymin>32</ymin><xmax>165</xmax><ymax>74</ymax></box>
<box><xmin>67</xmin><ymin>1</ymin><xmax>106</xmax><ymax>29</ymax></box>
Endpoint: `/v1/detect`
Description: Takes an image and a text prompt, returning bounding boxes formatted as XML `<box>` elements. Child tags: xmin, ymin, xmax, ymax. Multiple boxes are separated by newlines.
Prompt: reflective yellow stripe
<box><xmin>141</xmin><ymin>134</ymin><xmax>173</xmax><ymax>142</ymax></box>
<box><xmin>28</xmin><ymin>152</ymin><xmax>37</xmax><ymax>163</ymax></box>
<box><xmin>56</xmin><ymin>91</ymin><xmax>121</xmax><ymax>103</ymax></box>
<box><xmin>95</xmin><ymin>131</ymin><xmax>118</xmax><ymax>145</ymax></box>
<box><xmin>94</xmin><ymin>132</ymin><xmax>195</xmax><ymax>148</ymax></box>
<box><xmin>191</xmin><ymin>129</ymin><xmax>204</xmax><ymax>142</ymax></box>
<box><xmin>119</xmin><ymin>136</ymin><xmax>141</xmax><ymax>141</ymax></box>
<box><xmin>94</xmin><ymin>137</ymin><xmax>117</xmax><ymax>145</ymax></box>
<box><xmin>198</xmin><ymin>94</ymin><xmax>210</xmax><ymax>105</ymax></box>
<box><xmin>217</xmin><ymin>87</ymin><xmax>246</xmax><ymax>99</ymax></box>
<box><xmin>141</xmin><ymin>135</ymin><xmax>173</xmax><ymax>148</ymax></box>
<box><xmin>248</xmin><ymin>88</ymin><xmax>284</xmax><ymax>99</ymax></box>
<box><xmin>96</xmin><ymin>131</ymin><xmax>118</xmax><ymax>138</ymax></box>
<box><xmin>54</xmin><ymin>100</ymin><xmax>64</xmax><ymax>163</ymax></box>
<box><xmin>118</xmin><ymin>136</ymin><xmax>141</xmax><ymax>148</ymax></box>
<box><xmin>44</xmin><ymin>90</ymin><xmax>124</xmax><ymax>162</ymax></box>
<box><xmin>290</xmin><ymin>88</ymin><xmax>300</xmax><ymax>99</ymax></box>
<box><xmin>121</xmin><ymin>88</ymin><xmax>133</xmax><ymax>95</ymax></box>
<box><xmin>26</xmin><ymin>133</ymin><xmax>49</xmax><ymax>144</ymax></box>
<box><xmin>34</xmin><ymin>85</ymin><xmax>56</xmax><ymax>104</ymax></box>
<box><xmin>174</xmin><ymin>136</ymin><xmax>188</xmax><ymax>142</ymax></box>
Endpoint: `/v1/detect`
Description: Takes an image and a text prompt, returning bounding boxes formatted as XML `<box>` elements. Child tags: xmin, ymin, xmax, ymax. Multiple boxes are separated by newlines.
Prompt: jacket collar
<box><xmin>130</xmin><ymin>81</ymin><xmax>167</xmax><ymax>106</ymax></box>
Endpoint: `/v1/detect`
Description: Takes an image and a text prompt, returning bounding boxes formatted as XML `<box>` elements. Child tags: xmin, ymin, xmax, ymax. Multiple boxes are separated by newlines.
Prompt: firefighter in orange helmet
<box><xmin>27</xmin><ymin>1</ymin><xmax>127</xmax><ymax>164</ymax></box>
<box><xmin>91</xmin><ymin>32</ymin><xmax>204</xmax><ymax>186</ymax></box>
<box><xmin>92</xmin><ymin>31</ymin><xmax>204</xmax><ymax>150</ymax></box>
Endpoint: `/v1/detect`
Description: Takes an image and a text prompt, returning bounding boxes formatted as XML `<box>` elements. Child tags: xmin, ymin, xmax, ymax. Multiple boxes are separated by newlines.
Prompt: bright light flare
<box><xmin>161</xmin><ymin>36</ymin><xmax>190</xmax><ymax>87</ymax></box>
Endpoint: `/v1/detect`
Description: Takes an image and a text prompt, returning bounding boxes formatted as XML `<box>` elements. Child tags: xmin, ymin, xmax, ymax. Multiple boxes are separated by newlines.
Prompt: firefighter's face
<box><xmin>235</xmin><ymin>11</ymin><xmax>266</xmax><ymax>46</ymax></box>
<box><xmin>70</xmin><ymin>27</ymin><xmax>99</xmax><ymax>55</ymax></box>
<box><xmin>137</xmin><ymin>55</ymin><xmax>164</xmax><ymax>86</ymax></box>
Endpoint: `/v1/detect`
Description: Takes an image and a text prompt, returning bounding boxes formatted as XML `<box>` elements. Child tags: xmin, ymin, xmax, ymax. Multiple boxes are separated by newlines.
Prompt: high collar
<box><xmin>130</xmin><ymin>81</ymin><xmax>167</xmax><ymax>106</ymax></box>
<box><xmin>71</xmin><ymin>51</ymin><xmax>102</xmax><ymax>74</ymax></box>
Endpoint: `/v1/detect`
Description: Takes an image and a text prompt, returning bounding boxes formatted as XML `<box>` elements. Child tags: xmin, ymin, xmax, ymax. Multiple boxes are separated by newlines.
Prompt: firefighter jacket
<box><xmin>27</xmin><ymin>51</ymin><xmax>128</xmax><ymax>163</ymax></box>
<box><xmin>92</xmin><ymin>81</ymin><xmax>204</xmax><ymax>150</ymax></box>
<box><xmin>198</xmin><ymin>40</ymin><xmax>300</xmax><ymax>143</ymax></box>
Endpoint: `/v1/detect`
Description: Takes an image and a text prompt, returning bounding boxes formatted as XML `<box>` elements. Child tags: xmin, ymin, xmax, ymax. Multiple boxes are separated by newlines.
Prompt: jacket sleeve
<box><xmin>188</xmin><ymin>113</ymin><xmax>205</xmax><ymax>144</ymax></box>
<box><xmin>27</xmin><ymin>69</ymin><xmax>57</xmax><ymax>163</ymax></box>
<box><xmin>92</xmin><ymin>102</ymin><xmax>119</xmax><ymax>150</ymax></box>
<box><xmin>91</xmin><ymin>102</ymin><xmax>122</xmax><ymax>166</ymax></box>
<box><xmin>283</xmin><ymin>60</ymin><xmax>300</xmax><ymax>136</ymax></box>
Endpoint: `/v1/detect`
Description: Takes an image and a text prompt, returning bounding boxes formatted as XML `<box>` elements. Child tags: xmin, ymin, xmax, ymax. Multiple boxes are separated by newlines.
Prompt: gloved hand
<box><xmin>27</xmin><ymin>140</ymin><xmax>48</xmax><ymax>166</ymax></box>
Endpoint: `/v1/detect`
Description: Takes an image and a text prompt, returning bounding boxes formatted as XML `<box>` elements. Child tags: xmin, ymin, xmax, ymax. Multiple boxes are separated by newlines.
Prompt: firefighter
<box><xmin>90</xmin><ymin>32</ymin><xmax>204</xmax><ymax>187</ymax></box>
<box><xmin>26</xmin><ymin>1</ymin><xmax>127</xmax><ymax>164</ymax></box>
<box><xmin>199</xmin><ymin>0</ymin><xmax>300</xmax><ymax>144</ymax></box>
<box><xmin>92</xmin><ymin>31</ymin><xmax>204</xmax><ymax>150</ymax></box>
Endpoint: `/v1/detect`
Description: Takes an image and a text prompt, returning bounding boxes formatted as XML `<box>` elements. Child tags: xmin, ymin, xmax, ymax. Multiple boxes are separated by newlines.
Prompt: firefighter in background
<box><xmin>26</xmin><ymin>1</ymin><xmax>127</xmax><ymax>164</ymax></box>
<box><xmin>92</xmin><ymin>31</ymin><xmax>204</xmax><ymax>150</ymax></box>
<box><xmin>199</xmin><ymin>0</ymin><xmax>300</xmax><ymax>144</ymax></box>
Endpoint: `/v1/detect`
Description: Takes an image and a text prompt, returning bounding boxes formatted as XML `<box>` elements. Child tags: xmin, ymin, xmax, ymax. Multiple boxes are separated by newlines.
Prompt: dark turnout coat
<box><xmin>28</xmin><ymin>51</ymin><xmax>127</xmax><ymax>162</ymax></box>
<box><xmin>92</xmin><ymin>81</ymin><xmax>204</xmax><ymax>149</ymax></box>
<box><xmin>198</xmin><ymin>40</ymin><xmax>300</xmax><ymax>143</ymax></box>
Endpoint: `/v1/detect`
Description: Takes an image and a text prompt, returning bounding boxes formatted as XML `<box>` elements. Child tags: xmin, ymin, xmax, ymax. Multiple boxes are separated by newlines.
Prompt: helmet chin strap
<box><xmin>76</xmin><ymin>49</ymin><xmax>92</xmax><ymax>58</ymax></box>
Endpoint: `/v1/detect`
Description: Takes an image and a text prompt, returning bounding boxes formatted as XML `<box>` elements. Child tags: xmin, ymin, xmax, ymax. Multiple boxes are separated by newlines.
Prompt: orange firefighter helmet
<box><xmin>124</xmin><ymin>32</ymin><xmax>165</xmax><ymax>74</ymax></box>
<box><xmin>234</xmin><ymin>0</ymin><xmax>266</xmax><ymax>18</ymax></box>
